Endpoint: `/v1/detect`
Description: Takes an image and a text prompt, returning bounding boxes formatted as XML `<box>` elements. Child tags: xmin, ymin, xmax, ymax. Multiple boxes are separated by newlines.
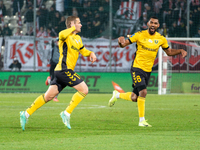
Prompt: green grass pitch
<box><xmin>0</xmin><ymin>93</ymin><xmax>200</xmax><ymax>150</ymax></box>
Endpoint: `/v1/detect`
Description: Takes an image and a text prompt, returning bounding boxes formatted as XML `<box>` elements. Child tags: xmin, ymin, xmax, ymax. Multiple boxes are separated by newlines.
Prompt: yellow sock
<box><xmin>66</xmin><ymin>91</ymin><xmax>86</xmax><ymax>114</ymax></box>
<box><xmin>137</xmin><ymin>96</ymin><xmax>145</xmax><ymax>118</ymax></box>
<box><xmin>119</xmin><ymin>92</ymin><xmax>132</xmax><ymax>101</ymax></box>
<box><xmin>26</xmin><ymin>94</ymin><xmax>46</xmax><ymax>115</ymax></box>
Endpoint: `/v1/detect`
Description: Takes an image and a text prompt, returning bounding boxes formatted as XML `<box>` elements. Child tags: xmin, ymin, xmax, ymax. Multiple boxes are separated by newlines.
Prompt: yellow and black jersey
<box><xmin>55</xmin><ymin>26</ymin><xmax>92</xmax><ymax>71</ymax></box>
<box><xmin>129</xmin><ymin>30</ymin><xmax>169</xmax><ymax>72</ymax></box>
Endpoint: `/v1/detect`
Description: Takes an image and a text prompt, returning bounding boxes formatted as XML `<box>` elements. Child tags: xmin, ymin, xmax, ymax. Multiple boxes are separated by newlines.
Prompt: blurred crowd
<box><xmin>0</xmin><ymin>0</ymin><xmax>200</xmax><ymax>38</ymax></box>
<box><xmin>0</xmin><ymin>0</ymin><xmax>112</xmax><ymax>38</ymax></box>
<box><xmin>138</xmin><ymin>0</ymin><xmax>200</xmax><ymax>37</ymax></box>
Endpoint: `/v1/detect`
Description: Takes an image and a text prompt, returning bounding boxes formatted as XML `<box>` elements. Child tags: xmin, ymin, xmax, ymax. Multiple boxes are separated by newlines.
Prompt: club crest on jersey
<box><xmin>154</xmin><ymin>40</ymin><xmax>158</xmax><ymax>44</ymax></box>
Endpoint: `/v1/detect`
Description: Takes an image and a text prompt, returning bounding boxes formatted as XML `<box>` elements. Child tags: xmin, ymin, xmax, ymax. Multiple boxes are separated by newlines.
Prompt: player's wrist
<box><xmin>118</xmin><ymin>42</ymin><xmax>123</xmax><ymax>47</ymax></box>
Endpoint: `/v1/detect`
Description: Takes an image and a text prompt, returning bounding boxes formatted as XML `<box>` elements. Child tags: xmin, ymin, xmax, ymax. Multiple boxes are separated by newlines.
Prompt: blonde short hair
<box><xmin>65</xmin><ymin>16</ymin><xmax>79</xmax><ymax>28</ymax></box>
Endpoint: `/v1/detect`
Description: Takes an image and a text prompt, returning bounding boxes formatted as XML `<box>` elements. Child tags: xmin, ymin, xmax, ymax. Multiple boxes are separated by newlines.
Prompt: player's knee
<box><xmin>44</xmin><ymin>92</ymin><xmax>58</xmax><ymax>102</ymax></box>
<box><xmin>139</xmin><ymin>89</ymin><xmax>147</xmax><ymax>97</ymax></box>
<box><xmin>131</xmin><ymin>93</ymin><xmax>138</xmax><ymax>102</ymax></box>
<box><xmin>44</xmin><ymin>94</ymin><xmax>53</xmax><ymax>102</ymax></box>
<box><xmin>84</xmin><ymin>88</ymin><xmax>89</xmax><ymax>95</ymax></box>
<box><xmin>79</xmin><ymin>87</ymin><xmax>89</xmax><ymax>95</ymax></box>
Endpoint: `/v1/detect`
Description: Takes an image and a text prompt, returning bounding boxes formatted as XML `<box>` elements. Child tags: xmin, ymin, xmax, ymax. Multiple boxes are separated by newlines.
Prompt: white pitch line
<box><xmin>40</xmin><ymin>104</ymin><xmax>107</xmax><ymax>109</ymax></box>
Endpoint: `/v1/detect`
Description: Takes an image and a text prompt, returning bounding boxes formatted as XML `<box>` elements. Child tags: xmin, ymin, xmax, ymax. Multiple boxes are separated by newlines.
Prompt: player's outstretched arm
<box><xmin>89</xmin><ymin>52</ymin><xmax>97</xmax><ymax>64</ymax></box>
<box><xmin>164</xmin><ymin>48</ymin><xmax>187</xmax><ymax>58</ymax></box>
<box><xmin>118</xmin><ymin>36</ymin><xmax>130</xmax><ymax>48</ymax></box>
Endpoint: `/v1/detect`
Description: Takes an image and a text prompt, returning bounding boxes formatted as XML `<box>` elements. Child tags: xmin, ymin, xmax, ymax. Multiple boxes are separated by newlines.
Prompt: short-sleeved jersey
<box><xmin>55</xmin><ymin>26</ymin><xmax>92</xmax><ymax>71</ymax></box>
<box><xmin>129</xmin><ymin>30</ymin><xmax>169</xmax><ymax>72</ymax></box>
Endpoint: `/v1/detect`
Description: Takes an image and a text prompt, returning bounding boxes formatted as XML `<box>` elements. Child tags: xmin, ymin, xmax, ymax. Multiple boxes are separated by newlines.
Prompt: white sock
<box><xmin>64</xmin><ymin>110</ymin><xmax>70</xmax><ymax>117</ymax></box>
<box><xmin>48</xmin><ymin>79</ymin><xmax>51</xmax><ymax>84</ymax></box>
<box><xmin>25</xmin><ymin>111</ymin><xmax>30</xmax><ymax>119</ymax></box>
<box><xmin>139</xmin><ymin>117</ymin><xmax>145</xmax><ymax>122</ymax></box>
<box><xmin>116</xmin><ymin>93</ymin><xmax>120</xmax><ymax>98</ymax></box>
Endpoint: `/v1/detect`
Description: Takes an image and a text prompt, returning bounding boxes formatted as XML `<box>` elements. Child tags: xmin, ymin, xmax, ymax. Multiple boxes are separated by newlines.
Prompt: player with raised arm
<box><xmin>108</xmin><ymin>16</ymin><xmax>187</xmax><ymax>127</ymax></box>
<box><xmin>20</xmin><ymin>16</ymin><xmax>97</xmax><ymax>130</ymax></box>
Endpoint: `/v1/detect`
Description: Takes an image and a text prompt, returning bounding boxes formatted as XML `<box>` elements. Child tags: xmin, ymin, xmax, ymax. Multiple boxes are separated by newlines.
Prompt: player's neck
<box><xmin>147</xmin><ymin>30</ymin><xmax>156</xmax><ymax>36</ymax></box>
<box><xmin>72</xmin><ymin>31</ymin><xmax>77</xmax><ymax>35</ymax></box>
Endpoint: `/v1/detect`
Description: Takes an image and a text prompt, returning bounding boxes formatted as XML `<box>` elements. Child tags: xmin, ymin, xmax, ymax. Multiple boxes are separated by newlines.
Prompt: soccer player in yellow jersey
<box><xmin>20</xmin><ymin>16</ymin><xmax>97</xmax><ymax>130</ymax></box>
<box><xmin>108</xmin><ymin>16</ymin><xmax>187</xmax><ymax>127</ymax></box>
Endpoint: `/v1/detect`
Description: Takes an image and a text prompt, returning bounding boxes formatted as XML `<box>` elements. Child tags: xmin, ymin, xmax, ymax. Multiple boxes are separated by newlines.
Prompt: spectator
<box><xmin>64</xmin><ymin>0</ymin><xmax>70</xmax><ymax>15</ymax></box>
<box><xmin>168</xmin><ymin>21</ymin><xmax>178</xmax><ymax>37</ymax></box>
<box><xmin>188</xmin><ymin>20</ymin><xmax>196</xmax><ymax>37</ymax></box>
<box><xmin>159</xmin><ymin>23</ymin><xmax>168</xmax><ymax>37</ymax></box>
<box><xmin>26</xmin><ymin>26</ymin><xmax>34</xmax><ymax>36</ymax></box>
<box><xmin>190</xmin><ymin>0</ymin><xmax>199</xmax><ymax>11</ymax></box>
<box><xmin>52</xmin><ymin>11</ymin><xmax>61</xmax><ymax>34</ymax></box>
<box><xmin>24</xmin><ymin>5</ymin><xmax>34</xmax><ymax>34</ymax></box>
<box><xmin>193</xmin><ymin>28</ymin><xmax>200</xmax><ymax>37</ymax></box>
<box><xmin>91</xmin><ymin>13</ymin><xmax>102</xmax><ymax>37</ymax></box>
<box><xmin>25</xmin><ymin>0</ymin><xmax>33</xmax><ymax>9</ymax></box>
<box><xmin>173</xmin><ymin>6</ymin><xmax>180</xmax><ymax>23</ymax></box>
<box><xmin>56</xmin><ymin>0</ymin><xmax>64</xmax><ymax>15</ymax></box>
<box><xmin>37</xmin><ymin>0</ymin><xmax>44</xmax><ymax>8</ymax></box>
<box><xmin>176</xmin><ymin>20</ymin><xmax>187</xmax><ymax>37</ymax></box>
<box><xmin>47</xmin><ymin>27</ymin><xmax>57</xmax><ymax>37</ymax></box>
<box><xmin>98</xmin><ymin>6</ymin><xmax>108</xmax><ymax>26</ymax></box>
<box><xmin>9</xmin><ymin>57</ymin><xmax>22</xmax><ymax>71</ymax></box>
<box><xmin>0</xmin><ymin>55</ymin><xmax>3</xmax><ymax>71</ymax></box>
<box><xmin>67</xmin><ymin>0</ymin><xmax>80</xmax><ymax>15</ymax></box>
<box><xmin>146</xmin><ymin>3</ymin><xmax>155</xmax><ymax>20</ymax></box>
<box><xmin>72</xmin><ymin>7</ymin><xmax>78</xmax><ymax>17</ymax></box>
<box><xmin>0</xmin><ymin>0</ymin><xmax>6</xmax><ymax>16</ymax></box>
<box><xmin>85</xmin><ymin>20</ymin><xmax>93</xmax><ymax>38</ymax></box>
<box><xmin>164</xmin><ymin>9</ymin><xmax>174</xmax><ymax>27</ymax></box>
<box><xmin>37</xmin><ymin>26</ymin><xmax>47</xmax><ymax>37</ymax></box>
<box><xmin>80</xmin><ymin>12</ymin><xmax>89</xmax><ymax>37</ymax></box>
<box><xmin>76</xmin><ymin>0</ymin><xmax>84</xmax><ymax>15</ymax></box>
<box><xmin>0</xmin><ymin>26</ymin><xmax>3</xmax><ymax>36</ymax></box>
<box><xmin>154</xmin><ymin>0</ymin><xmax>162</xmax><ymax>19</ymax></box>
<box><xmin>3</xmin><ymin>24</ymin><xmax>12</xmax><ymax>36</ymax></box>
<box><xmin>48</xmin><ymin>6</ymin><xmax>56</xmax><ymax>27</ymax></box>
<box><xmin>102</xmin><ymin>0</ymin><xmax>109</xmax><ymax>12</ymax></box>
<box><xmin>14</xmin><ymin>27</ymin><xmax>23</xmax><ymax>36</ymax></box>
<box><xmin>38</xmin><ymin>5</ymin><xmax>49</xmax><ymax>28</ymax></box>
<box><xmin>193</xmin><ymin>6</ymin><xmax>200</xmax><ymax>29</ymax></box>
<box><xmin>57</xmin><ymin>16</ymin><xmax>66</xmax><ymax>33</ymax></box>
<box><xmin>50</xmin><ymin>0</ymin><xmax>56</xmax><ymax>9</ymax></box>
<box><xmin>13</xmin><ymin>0</ymin><xmax>23</xmax><ymax>15</ymax></box>
<box><xmin>139</xmin><ymin>13</ymin><xmax>148</xmax><ymax>30</ymax></box>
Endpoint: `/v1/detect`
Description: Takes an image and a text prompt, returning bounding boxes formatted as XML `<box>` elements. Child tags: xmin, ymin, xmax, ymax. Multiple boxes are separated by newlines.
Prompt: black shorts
<box><xmin>50</xmin><ymin>69</ymin><xmax>83</xmax><ymax>92</ymax></box>
<box><xmin>130</xmin><ymin>67</ymin><xmax>151</xmax><ymax>96</ymax></box>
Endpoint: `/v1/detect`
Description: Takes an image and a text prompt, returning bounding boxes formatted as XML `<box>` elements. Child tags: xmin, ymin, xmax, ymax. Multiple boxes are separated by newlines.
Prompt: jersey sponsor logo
<box><xmin>71</xmin><ymin>45</ymin><xmax>79</xmax><ymax>52</ymax></box>
<box><xmin>148</xmin><ymin>39</ymin><xmax>153</xmax><ymax>43</ymax></box>
<box><xmin>142</xmin><ymin>45</ymin><xmax>157</xmax><ymax>52</ymax></box>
